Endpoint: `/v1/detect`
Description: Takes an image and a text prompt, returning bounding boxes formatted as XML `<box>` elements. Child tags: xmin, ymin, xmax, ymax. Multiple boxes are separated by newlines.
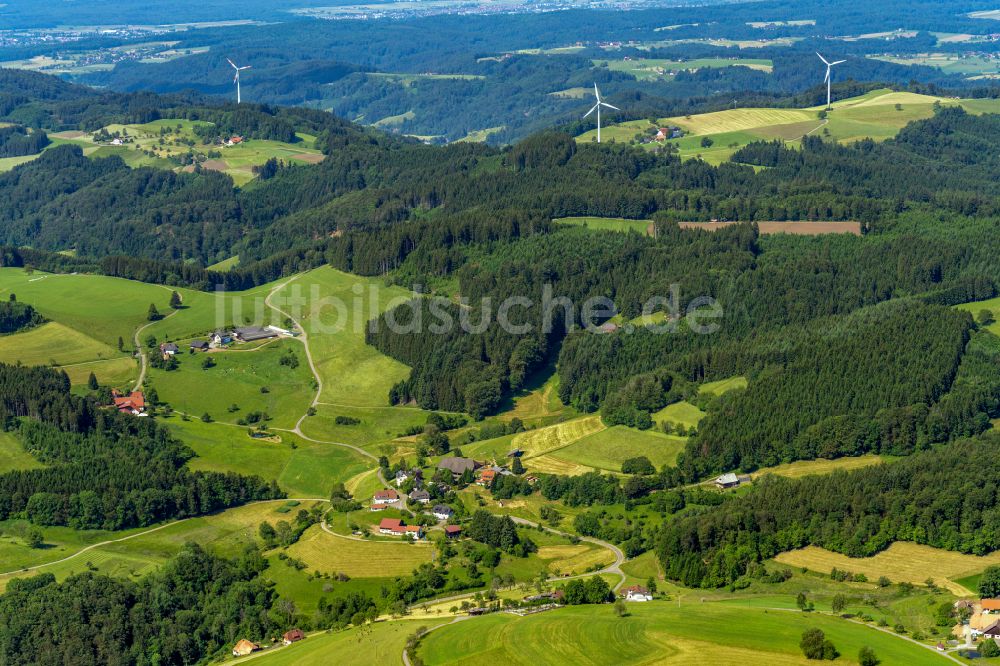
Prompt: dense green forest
<box><xmin>0</xmin><ymin>544</ymin><xmax>278</xmax><ymax>665</ymax></box>
<box><xmin>0</xmin><ymin>365</ymin><xmax>282</xmax><ymax>529</ymax></box>
<box><xmin>656</xmin><ymin>433</ymin><xmax>1000</xmax><ymax>588</ymax></box>
<box><xmin>0</xmin><ymin>298</ymin><xmax>44</xmax><ymax>334</ymax></box>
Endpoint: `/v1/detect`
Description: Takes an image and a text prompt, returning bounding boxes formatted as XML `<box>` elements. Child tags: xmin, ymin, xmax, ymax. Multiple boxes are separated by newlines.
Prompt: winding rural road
<box><xmin>130</xmin><ymin>307</ymin><xmax>179</xmax><ymax>392</ymax></box>
<box><xmin>509</xmin><ymin>516</ymin><xmax>626</xmax><ymax>590</ymax></box>
<box><xmin>0</xmin><ymin>498</ymin><xmax>328</xmax><ymax>580</ymax></box>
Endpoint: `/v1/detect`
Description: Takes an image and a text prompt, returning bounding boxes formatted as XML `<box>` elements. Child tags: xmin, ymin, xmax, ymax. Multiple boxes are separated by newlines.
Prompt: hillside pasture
<box><xmin>149</xmin><ymin>339</ymin><xmax>313</xmax><ymax>429</ymax></box>
<box><xmin>282</xmin><ymin>525</ymin><xmax>433</xmax><ymax>578</ymax></box>
<box><xmin>956</xmin><ymin>295</ymin><xmax>1000</xmax><ymax>336</ymax></box>
<box><xmin>545</xmin><ymin>425</ymin><xmax>686</xmax><ymax>473</ymax></box>
<box><xmin>652</xmin><ymin>401</ymin><xmax>705</xmax><ymax>430</ymax></box>
<box><xmin>417</xmin><ymin>602</ymin><xmax>950</xmax><ymax>665</ymax></box>
<box><xmin>752</xmin><ymin>454</ymin><xmax>887</xmax><ymax>480</ymax></box>
<box><xmin>579</xmin><ymin>89</ymin><xmax>1000</xmax><ymax>165</ymax></box>
<box><xmin>699</xmin><ymin>375</ymin><xmax>748</xmax><ymax>395</ymax></box>
<box><xmin>0</xmin><ymin>432</ymin><xmax>44</xmax><ymax>475</ymax></box>
<box><xmin>271</xmin><ymin>267</ymin><xmax>414</xmax><ymax>407</ymax></box>
<box><xmin>774</xmin><ymin>543</ymin><xmax>1000</xmax><ymax>595</ymax></box>
<box><xmin>0</xmin><ymin>500</ymin><xmax>314</xmax><ymax>591</ymax></box>
<box><xmin>0</xmin><ymin>321</ymin><xmax>135</xmax><ymax>386</ymax></box>
<box><xmin>168</xmin><ymin>419</ymin><xmax>369</xmax><ymax>497</ymax></box>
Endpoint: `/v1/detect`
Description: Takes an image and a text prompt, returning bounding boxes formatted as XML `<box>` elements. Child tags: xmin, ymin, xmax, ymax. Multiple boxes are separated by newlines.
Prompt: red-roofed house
<box><xmin>477</xmin><ymin>469</ymin><xmax>497</xmax><ymax>486</ymax></box>
<box><xmin>371</xmin><ymin>488</ymin><xmax>400</xmax><ymax>510</ymax></box>
<box><xmin>112</xmin><ymin>390</ymin><xmax>146</xmax><ymax>415</ymax></box>
<box><xmin>378</xmin><ymin>518</ymin><xmax>423</xmax><ymax>539</ymax></box>
<box><xmin>282</xmin><ymin>628</ymin><xmax>305</xmax><ymax>645</ymax></box>
<box><xmin>444</xmin><ymin>525</ymin><xmax>462</xmax><ymax>539</ymax></box>
<box><xmin>984</xmin><ymin>599</ymin><xmax>1000</xmax><ymax>613</ymax></box>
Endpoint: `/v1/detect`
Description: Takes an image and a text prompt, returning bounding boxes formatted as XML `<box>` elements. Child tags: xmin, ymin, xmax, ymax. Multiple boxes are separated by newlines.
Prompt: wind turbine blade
<box><xmin>594</xmin><ymin>83</ymin><xmax>600</xmax><ymax>100</ymax></box>
<box><xmin>823</xmin><ymin>69</ymin><xmax>830</xmax><ymax>83</ymax></box>
<box><xmin>234</xmin><ymin>73</ymin><xmax>240</xmax><ymax>84</ymax></box>
<box><xmin>816</xmin><ymin>52</ymin><xmax>830</xmax><ymax>66</ymax></box>
<box><xmin>583</xmin><ymin>103</ymin><xmax>599</xmax><ymax>118</ymax></box>
<box><xmin>601</xmin><ymin>102</ymin><xmax>620</xmax><ymax>111</ymax></box>
<box><xmin>830</xmin><ymin>60</ymin><xmax>846</xmax><ymax>66</ymax></box>
<box><xmin>240</xmin><ymin>65</ymin><xmax>252</xmax><ymax>71</ymax></box>
<box><xmin>227</xmin><ymin>58</ymin><xmax>238</xmax><ymax>69</ymax></box>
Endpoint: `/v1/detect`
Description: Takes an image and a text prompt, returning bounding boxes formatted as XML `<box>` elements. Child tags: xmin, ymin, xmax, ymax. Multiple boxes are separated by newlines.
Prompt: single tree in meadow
<box><xmin>87</xmin><ymin>372</ymin><xmax>98</xmax><ymax>391</ymax></box>
<box><xmin>147</xmin><ymin>303</ymin><xmax>161</xmax><ymax>321</ymax></box>
<box><xmin>169</xmin><ymin>291</ymin><xmax>182</xmax><ymax>309</ymax></box>
<box><xmin>858</xmin><ymin>646</ymin><xmax>880</xmax><ymax>666</ymax></box>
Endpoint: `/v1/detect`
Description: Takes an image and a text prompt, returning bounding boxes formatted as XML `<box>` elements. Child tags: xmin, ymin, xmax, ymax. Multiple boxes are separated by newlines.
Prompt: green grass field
<box><xmin>579</xmin><ymin>89</ymin><xmax>1000</xmax><ymax>165</ymax></box>
<box><xmin>700</xmin><ymin>375</ymin><xmax>748</xmax><ymax>395</ymax></box>
<box><xmin>0</xmin><ymin>500</ymin><xmax>324</xmax><ymax>591</ymax></box>
<box><xmin>0</xmin><ymin>268</ymin><xmax>291</xmax><ymax>391</ymax></box>
<box><xmin>555</xmin><ymin>217</ymin><xmax>652</xmax><ymax>235</ymax></box>
<box><xmin>149</xmin><ymin>340</ymin><xmax>313</xmax><ymax>428</ymax></box>
<box><xmin>956</xmin><ymin>295</ymin><xmax>1000</xmax><ymax>336</ymax></box>
<box><xmin>270</xmin><ymin>267</ymin><xmax>414</xmax><ymax>407</ymax></box>
<box><xmin>284</xmin><ymin>525</ymin><xmax>434</xmax><ymax>578</ymax></box>
<box><xmin>166</xmin><ymin>418</ymin><xmax>370</xmax><ymax>497</ymax></box>
<box><xmin>251</xmin><ymin>619</ymin><xmax>418</xmax><ymax>665</ymax></box>
<box><xmin>652</xmin><ymin>401</ymin><xmax>705</xmax><ymax>429</ymax></box>
<box><xmin>548</xmin><ymin>425</ymin><xmax>686</xmax><ymax>472</ymax></box>
<box><xmin>417</xmin><ymin>602</ymin><xmax>949</xmax><ymax>665</ymax></box>
<box><xmin>0</xmin><ymin>431</ymin><xmax>43</xmax><ymax>475</ymax></box>
<box><xmin>44</xmin><ymin>119</ymin><xmax>323</xmax><ymax>186</ymax></box>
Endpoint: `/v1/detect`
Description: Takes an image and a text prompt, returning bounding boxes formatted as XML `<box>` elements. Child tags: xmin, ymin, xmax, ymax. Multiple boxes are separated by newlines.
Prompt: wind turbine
<box><xmin>817</xmin><ymin>53</ymin><xmax>845</xmax><ymax>109</ymax></box>
<box><xmin>227</xmin><ymin>58</ymin><xmax>251</xmax><ymax>104</ymax></box>
<box><xmin>583</xmin><ymin>83</ymin><xmax>619</xmax><ymax>143</ymax></box>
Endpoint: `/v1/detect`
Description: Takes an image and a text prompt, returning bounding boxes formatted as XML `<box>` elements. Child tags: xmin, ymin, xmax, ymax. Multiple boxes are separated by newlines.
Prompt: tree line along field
<box><xmin>2</xmin><ymin>118</ymin><xmax>324</xmax><ymax>185</ymax></box>
<box><xmin>577</xmin><ymin>88</ymin><xmax>1000</xmax><ymax>164</ymax></box>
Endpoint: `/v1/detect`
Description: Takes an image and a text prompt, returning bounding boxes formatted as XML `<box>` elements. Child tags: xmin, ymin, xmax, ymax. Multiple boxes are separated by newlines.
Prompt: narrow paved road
<box><xmin>509</xmin><ymin>516</ymin><xmax>626</xmax><ymax>590</ymax></box>
<box><xmin>0</xmin><ymin>498</ymin><xmax>327</xmax><ymax>579</ymax></box>
<box><xmin>131</xmin><ymin>307</ymin><xmax>179</xmax><ymax>392</ymax></box>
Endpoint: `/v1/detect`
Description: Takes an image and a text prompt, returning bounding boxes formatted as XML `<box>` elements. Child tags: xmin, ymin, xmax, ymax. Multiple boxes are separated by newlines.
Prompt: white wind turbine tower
<box><xmin>583</xmin><ymin>83</ymin><xmax>619</xmax><ymax>143</ymax></box>
<box><xmin>227</xmin><ymin>58</ymin><xmax>251</xmax><ymax>104</ymax></box>
<box><xmin>817</xmin><ymin>53</ymin><xmax>846</xmax><ymax>109</ymax></box>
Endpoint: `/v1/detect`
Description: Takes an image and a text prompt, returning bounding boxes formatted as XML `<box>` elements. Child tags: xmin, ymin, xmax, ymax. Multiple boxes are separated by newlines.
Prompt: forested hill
<box><xmin>8</xmin><ymin>72</ymin><xmax>1000</xmax><ymax>479</ymax></box>
<box><xmin>0</xmin><ymin>364</ymin><xmax>282</xmax><ymax>530</ymax></box>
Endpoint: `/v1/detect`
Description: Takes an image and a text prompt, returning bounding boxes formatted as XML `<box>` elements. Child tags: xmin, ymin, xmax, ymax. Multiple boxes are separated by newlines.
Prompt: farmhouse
<box><xmin>159</xmin><ymin>342</ymin><xmax>178</xmax><ymax>359</ymax></box>
<box><xmin>226</xmin><ymin>135</ymin><xmax>244</xmax><ymax>146</ymax></box>
<box><xmin>621</xmin><ymin>585</ymin><xmax>653</xmax><ymax>602</ymax></box>
<box><xmin>410</xmin><ymin>489</ymin><xmax>431</xmax><ymax>504</ymax></box>
<box><xmin>433</xmin><ymin>504</ymin><xmax>455</xmax><ymax>520</ymax></box>
<box><xmin>378</xmin><ymin>518</ymin><xmax>424</xmax><ymax>538</ymax></box>
<box><xmin>654</xmin><ymin>126</ymin><xmax>683</xmax><ymax>141</ymax></box>
<box><xmin>371</xmin><ymin>488</ymin><xmax>400</xmax><ymax>510</ymax></box>
<box><xmin>112</xmin><ymin>390</ymin><xmax>146</xmax><ymax>415</ymax></box>
<box><xmin>282</xmin><ymin>628</ymin><xmax>305</xmax><ymax>645</ymax></box>
<box><xmin>211</xmin><ymin>330</ymin><xmax>232</xmax><ymax>346</ymax></box>
<box><xmin>189</xmin><ymin>340</ymin><xmax>209</xmax><ymax>351</ymax></box>
<box><xmin>984</xmin><ymin>621</ymin><xmax>1000</xmax><ymax>639</ymax></box>
<box><xmin>231</xmin><ymin>639</ymin><xmax>259</xmax><ymax>657</ymax></box>
<box><xmin>233</xmin><ymin>326</ymin><xmax>278</xmax><ymax>342</ymax></box>
<box><xmin>477</xmin><ymin>469</ymin><xmax>497</xmax><ymax>486</ymax></box>
<box><xmin>438</xmin><ymin>456</ymin><xmax>481</xmax><ymax>477</ymax></box>
<box><xmin>444</xmin><ymin>525</ymin><xmax>462</xmax><ymax>538</ymax></box>
<box><xmin>714</xmin><ymin>472</ymin><xmax>741</xmax><ymax>489</ymax></box>
<box><xmin>983</xmin><ymin>599</ymin><xmax>1000</xmax><ymax>614</ymax></box>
